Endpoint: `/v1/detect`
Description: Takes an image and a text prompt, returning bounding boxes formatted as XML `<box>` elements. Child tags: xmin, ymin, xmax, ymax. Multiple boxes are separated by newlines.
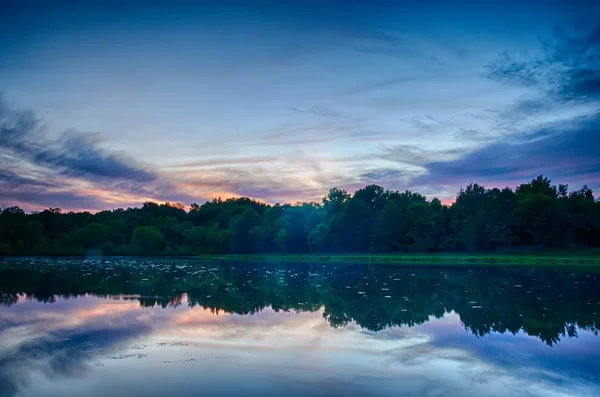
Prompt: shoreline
<box><xmin>194</xmin><ymin>253</ymin><xmax>600</xmax><ymax>266</ymax></box>
<box><xmin>2</xmin><ymin>252</ymin><xmax>600</xmax><ymax>266</ymax></box>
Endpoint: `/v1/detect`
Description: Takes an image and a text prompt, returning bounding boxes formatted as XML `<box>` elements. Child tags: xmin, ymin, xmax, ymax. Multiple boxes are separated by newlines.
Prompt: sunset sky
<box><xmin>1</xmin><ymin>0</ymin><xmax>599</xmax><ymax>211</ymax></box>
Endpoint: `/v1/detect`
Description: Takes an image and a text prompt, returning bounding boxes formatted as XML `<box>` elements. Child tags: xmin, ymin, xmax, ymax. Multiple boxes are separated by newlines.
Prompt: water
<box><xmin>1</xmin><ymin>257</ymin><xmax>599</xmax><ymax>397</ymax></box>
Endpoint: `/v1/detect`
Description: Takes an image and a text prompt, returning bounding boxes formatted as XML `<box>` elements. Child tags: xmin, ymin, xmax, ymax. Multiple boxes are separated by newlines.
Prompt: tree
<box><xmin>55</xmin><ymin>232</ymin><xmax>81</xmax><ymax>254</ymax></box>
<box><xmin>516</xmin><ymin>176</ymin><xmax>565</xmax><ymax>247</ymax></box>
<box><xmin>0</xmin><ymin>176</ymin><xmax>599</xmax><ymax>256</ymax></box>
<box><xmin>452</xmin><ymin>183</ymin><xmax>487</xmax><ymax>250</ymax></box>
<box><xmin>333</xmin><ymin>198</ymin><xmax>372</xmax><ymax>252</ymax></box>
<box><xmin>25</xmin><ymin>221</ymin><xmax>46</xmax><ymax>248</ymax></box>
<box><xmin>132</xmin><ymin>226</ymin><xmax>164</xmax><ymax>253</ymax></box>
<box><xmin>323</xmin><ymin>188</ymin><xmax>350</xmax><ymax>218</ymax></box>
<box><xmin>277</xmin><ymin>203</ymin><xmax>317</xmax><ymax>252</ymax></box>
<box><xmin>77</xmin><ymin>223</ymin><xmax>108</xmax><ymax>250</ymax></box>
<box><xmin>155</xmin><ymin>216</ymin><xmax>180</xmax><ymax>246</ymax></box>
<box><xmin>405</xmin><ymin>202</ymin><xmax>435</xmax><ymax>251</ymax></box>
<box><xmin>308</xmin><ymin>223</ymin><xmax>334</xmax><ymax>252</ymax></box>
<box><xmin>206</xmin><ymin>227</ymin><xmax>231</xmax><ymax>254</ymax></box>
<box><xmin>274</xmin><ymin>229</ymin><xmax>288</xmax><ymax>252</ymax></box>
<box><xmin>483</xmin><ymin>187</ymin><xmax>517</xmax><ymax>251</ymax></box>
<box><xmin>370</xmin><ymin>201</ymin><xmax>404</xmax><ymax>251</ymax></box>
<box><xmin>231</xmin><ymin>207</ymin><xmax>261</xmax><ymax>253</ymax></box>
<box><xmin>107</xmin><ymin>219</ymin><xmax>128</xmax><ymax>246</ymax></box>
<box><xmin>353</xmin><ymin>184</ymin><xmax>387</xmax><ymax>211</ymax></box>
<box><xmin>184</xmin><ymin>226</ymin><xmax>207</xmax><ymax>248</ymax></box>
<box><xmin>249</xmin><ymin>225</ymin><xmax>272</xmax><ymax>252</ymax></box>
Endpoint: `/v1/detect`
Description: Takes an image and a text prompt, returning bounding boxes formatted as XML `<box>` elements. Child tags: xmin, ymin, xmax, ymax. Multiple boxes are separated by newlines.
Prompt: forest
<box><xmin>0</xmin><ymin>175</ymin><xmax>599</xmax><ymax>256</ymax></box>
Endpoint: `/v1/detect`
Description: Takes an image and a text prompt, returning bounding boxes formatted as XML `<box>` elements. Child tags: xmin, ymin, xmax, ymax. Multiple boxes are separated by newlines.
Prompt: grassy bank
<box><xmin>194</xmin><ymin>252</ymin><xmax>600</xmax><ymax>266</ymax></box>
<box><xmin>3</xmin><ymin>252</ymin><xmax>600</xmax><ymax>266</ymax></box>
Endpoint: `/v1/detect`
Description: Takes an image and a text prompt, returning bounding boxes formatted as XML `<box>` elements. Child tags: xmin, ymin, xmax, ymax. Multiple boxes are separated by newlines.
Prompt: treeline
<box><xmin>1</xmin><ymin>175</ymin><xmax>599</xmax><ymax>255</ymax></box>
<box><xmin>1</xmin><ymin>258</ymin><xmax>598</xmax><ymax>345</ymax></box>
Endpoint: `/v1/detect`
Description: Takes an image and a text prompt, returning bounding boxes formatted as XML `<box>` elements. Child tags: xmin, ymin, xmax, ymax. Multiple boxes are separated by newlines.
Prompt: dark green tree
<box><xmin>77</xmin><ymin>223</ymin><xmax>108</xmax><ymax>250</ymax></box>
<box><xmin>132</xmin><ymin>226</ymin><xmax>164</xmax><ymax>254</ymax></box>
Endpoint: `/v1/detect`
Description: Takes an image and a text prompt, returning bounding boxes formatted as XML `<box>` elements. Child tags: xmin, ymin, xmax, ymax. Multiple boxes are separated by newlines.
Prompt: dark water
<box><xmin>1</xmin><ymin>258</ymin><xmax>599</xmax><ymax>397</ymax></box>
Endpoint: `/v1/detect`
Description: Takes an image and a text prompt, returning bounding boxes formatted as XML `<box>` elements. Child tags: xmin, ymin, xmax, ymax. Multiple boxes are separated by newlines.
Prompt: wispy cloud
<box><xmin>486</xmin><ymin>24</ymin><xmax>600</xmax><ymax>102</ymax></box>
<box><xmin>0</xmin><ymin>98</ymin><xmax>156</xmax><ymax>183</ymax></box>
<box><xmin>162</xmin><ymin>156</ymin><xmax>279</xmax><ymax>170</ymax></box>
<box><xmin>344</xmin><ymin>28</ymin><xmax>445</xmax><ymax>66</ymax></box>
<box><xmin>286</xmin><ymin>106</ymin><xmax>348</xmax><ymax>119</ymax></box>
<box><xmin>0</xmin><ymin>168</ymin><xmax>56</xmax><ymax>188</ymax></box>
<box><xmin>414</xmin><ymin>113</ymin><xmax>600</xmax><ymax>191</ymax></box>
<box><xmin>0</xmin><ymin>97</ymin><xmax>193</xmax><ymax>210</ymax></box>
<box><xmin>411</xmin><ymin>22</ymin><xmax>600</xmax><ymax>196</ymax></box>
<box><xmin>254</xmin><ymin>121</ymin><xmax>390</xmax><ymax>146</ymax></box>
<box><xmin>343</xmin><ymin>77</ymin><xmax>424</xmax><ymax>96</ymax></box>
<box><xmin>380</xmin><ymin>144</ymin><xmax>466</xmax><ymax>167</ymax></box>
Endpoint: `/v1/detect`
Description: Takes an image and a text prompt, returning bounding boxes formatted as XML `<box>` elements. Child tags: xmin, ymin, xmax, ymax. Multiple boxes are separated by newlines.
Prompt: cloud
<box><xmin>380</xmin><ymin>144</ymin><xmax>465</xmax><ymax>167</ymax></box>
<box><xmin>32</xmin><ymin>132</ymin><xmax>157</xmax><ymax>182</ymax></box>
<box><xmin>359</xmin><ymin>168</ymin><xmax>408</xmax><ymax>182</ymax></box>
<box><xmin>356</xmin><ymin>168</ymin><xmax>426</xmax><ymax>193</ymax></box>
<box><xmin>550</xmin><ymin>24</ymin><xmax>600</xmax><ymax>100</ymax></box>
<box><xmin>286</xmin><ymin>106</ymin><xmax>348</xmax><ymax>119</ymax></box>
<box><xmin>0</xmin><ymin>97</ymin><xmax>200</xmax><ymax>210</ymax></box>
<box><xmin>486</xmin><ymin>51</ymin><xmax>547</xmax><ymax>88</ymax></box>
<box><xmin>410</xmin><ymin>21</ymin><xmax>600</xmax><ymax>196</ymax></box>
<box><xmin>0</xmin><ymin>98</ymin><xmax>156</xmax><ymax>183</ymax></box>
<box><xmin>0</xmin><ymin>169</ymin><xmax>56</xmax><ymax>188</ymax></box>
<box><xmin>486</xmin><ymin>24</ymin><xmax>600</xmax><ymax>102</ymax></box>
<box><xmin>0</xmin><ymin>297</ymin><xmax>152</xmax><ymax>397</ymax></box>
<box><xmin>0</xmin><ymin>189</ymin><xmax>107</xmax><ymax>212</ymax></box>
<box><xmin>163</xmin><ymin>156</ymin><xmax>279</xmax><ymax>170</ymax></box>
<box><xmin>254</xmin><ymin>120</ymin><xmax>391</xmax><ymax>147</ymax></box>
<box><xmin>344</xmin><ymin>27</ymin><xmax>445</xmax><ymax>66</ymax></box>
<box><xmin>2</xmin><ymin>94</ymin><xmax>389</xmax><ymax>209</ymax></box>
<box><xmin>343</xmin><ymin>77</ymin><xmax>423</xmax><ymax>96</ymax></box>
<box><xmin>414</xmin><ymin>114</ymin><xmax>600</xmax><ymax>190</ymax></box>
<box><xmin>175</xmin><ymin>167</ymin><xmax>328</xmax><ymax>204</ymax></box>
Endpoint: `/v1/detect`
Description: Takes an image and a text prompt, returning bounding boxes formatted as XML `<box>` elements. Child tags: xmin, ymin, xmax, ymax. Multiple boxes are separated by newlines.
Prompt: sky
<box><xmin>1</xmin><ymin>0</ymin><xmax>600</xmax><ymax>211</ymax></box>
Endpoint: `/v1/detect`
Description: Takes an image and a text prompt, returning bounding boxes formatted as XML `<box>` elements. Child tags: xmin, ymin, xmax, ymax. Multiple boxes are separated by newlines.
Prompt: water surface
<box><xmin>1</xmin><ymin>257</ymin><xmax>599</xmax><ymax>397</ymax></box>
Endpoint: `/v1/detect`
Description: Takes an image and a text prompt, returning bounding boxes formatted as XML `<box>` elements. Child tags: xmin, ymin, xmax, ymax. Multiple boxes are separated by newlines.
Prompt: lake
<box><xmin>0</xmin><ymin>257</ymin><xmax>599</xmax><ymax>397</ymax></box>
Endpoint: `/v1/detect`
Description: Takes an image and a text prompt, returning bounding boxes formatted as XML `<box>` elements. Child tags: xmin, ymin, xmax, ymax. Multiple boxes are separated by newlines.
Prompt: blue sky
<box><xmin>1</xmin><ymin>0</ymin><xmax>599</xmax><ymax>210</ymax></box>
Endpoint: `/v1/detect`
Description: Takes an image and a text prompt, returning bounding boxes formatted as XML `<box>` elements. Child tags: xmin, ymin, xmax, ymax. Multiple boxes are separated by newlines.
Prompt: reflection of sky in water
<box><xmin>1</xmin><ymin>295</ymin><xmax>598</xmax><ymax>397</ymax></box>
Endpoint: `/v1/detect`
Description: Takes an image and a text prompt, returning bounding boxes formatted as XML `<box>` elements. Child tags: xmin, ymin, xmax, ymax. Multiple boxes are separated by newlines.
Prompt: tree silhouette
<box><xmin>0</xmin><ymin>175</ymin><xmax>599</xmax><ymax>255</ymax></box>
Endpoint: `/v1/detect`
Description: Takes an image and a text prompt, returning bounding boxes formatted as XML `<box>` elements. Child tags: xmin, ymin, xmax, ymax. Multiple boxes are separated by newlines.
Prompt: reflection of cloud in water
<box><xmin>0</xmin><ymin>297</ymin><xmax>153</xmax><ymax>397</ymax></box>
<box><xmin>0</xmin><ymin>296</ymin><xmax>598</xmax><ymax>397</ymax></box>
<box><xmin>428</xmin><ymin>314</ymin><xmax>600</xmax><ymax>388</ymax></box>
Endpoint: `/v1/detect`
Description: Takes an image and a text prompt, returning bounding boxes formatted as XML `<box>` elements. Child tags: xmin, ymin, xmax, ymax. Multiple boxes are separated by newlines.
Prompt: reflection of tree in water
<box><xmin>139</xmin><ymin>295</ymin><xmax>183</xmax><ymax>308</ymax></box>
<box><xmin>1</xmin><ymin>259</ymin><xmax>599</xmax><ymax>345</ymax></box>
